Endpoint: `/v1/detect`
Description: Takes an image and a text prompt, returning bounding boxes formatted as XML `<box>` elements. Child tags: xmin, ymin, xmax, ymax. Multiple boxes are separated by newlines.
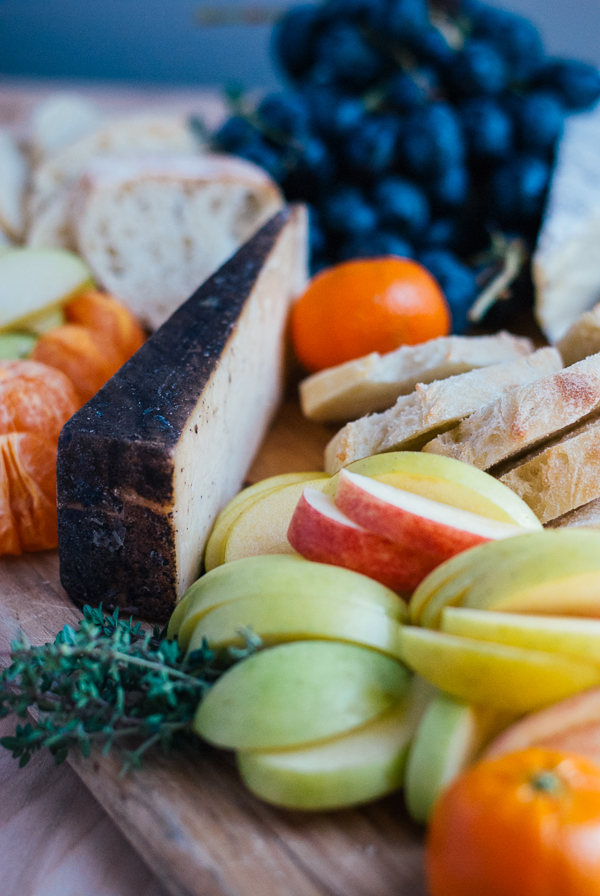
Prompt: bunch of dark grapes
<box><xmin>212</xmin><ymin>0</ymin><xmax>600</xmax><ymax>332</ymax></box>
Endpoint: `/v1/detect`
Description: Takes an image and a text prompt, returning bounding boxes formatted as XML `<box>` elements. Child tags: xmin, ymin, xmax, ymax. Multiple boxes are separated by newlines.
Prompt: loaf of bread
<box><xmin>423</xmin><ymin>353</ymin><xmax>600</xmax><ymax>471</ymax></box>
<box><xmin>0</xmin><ymin>129</ymin><xmax>27</xmax><ymax>241</ymax></box>
<box><xmin>557</xmin><ymin>304</ymin><xmax>600</xmax><ymax>366</ymax></box>
<box><xmin>29</xmin><ymin>93</ymin><xmax>103</xmax><ymax>165</ymax></box>
<box><xmin>72</xmin><ymin>154</ymin><xmax>283</xmax><ymax>330</ymax></box>
<box><xmin>325</xmin><ymin>347</ymin><xmax>562</xmax><ymax>473</ymax></box>
<box><xmin>546</xmin><ymin>497</ymin><xmax>600</xmax><ymax>530</ymax></box>
<box><xmin>300</xmin><ymin>332</ymin><xmax>534</xmax><ymax>423</ymax></box>
<box><xmin>499</xmin><ymin>416</ymin><xmax>600</xmax><ymax>523</ymax></box>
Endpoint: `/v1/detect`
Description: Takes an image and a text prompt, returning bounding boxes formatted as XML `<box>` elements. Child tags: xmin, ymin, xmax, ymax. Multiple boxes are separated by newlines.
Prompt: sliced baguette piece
<box><xmin>30</xmin><ymin>93</ymin><xmax>103</xmax><ymax>165</ymax></box>
<box><xmin>557</xmin><ymin>304</ymin><xmax>600</xmax><ymax>366</ymax></box>
<box><xmin>499</xmin><ymin>415</ymin><xmax>600</xmax><ymax>523</ymax></box>
<box><xmin>300</xmin><ymin>332</ymin><xmax>534</xmax><ymax>423</ymax></box>
<box><xmin>73</xmin><ymin>154</ymin><xmax>283</xmax><ymax>330</ymax></box>
<box><xmin>27</xmin><ymin>187</ymin><xmax>76</xmax><ymax>251</ymax></box>
<box><xmin>423</xmin><ymin>352</ymin><xmax>600</xmax><ymax>471</ymax></box>
<box><xmin>57</xmin><ymin>206</ymin><xmax>307</xmax><ymax>622</ymax></box>
<box><xmin>325</xmin><ymin>347</ymin><xmax>562</xmax><ymax>474</ymax></box>
<box><xmin>546</xmin><ymin>497</ymin><xmax>600</xmax><ymax>530</ymax></box>
<box><xmin>0</xmin><ymin>129</ymin><xmax>27</xmax><ymax>241</ymax></box>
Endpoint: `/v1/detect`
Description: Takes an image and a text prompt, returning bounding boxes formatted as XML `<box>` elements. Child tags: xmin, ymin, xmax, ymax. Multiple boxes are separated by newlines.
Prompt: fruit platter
<box><xmin>3</xmin><ymin>1</ymin><xmax>600</xmax><ymax>894</ymax></box>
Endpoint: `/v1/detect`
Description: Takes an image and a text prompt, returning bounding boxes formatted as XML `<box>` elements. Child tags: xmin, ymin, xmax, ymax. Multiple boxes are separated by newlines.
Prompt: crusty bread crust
<box><xmin>546</xmin><ymin>496</ymin><xmax>600</xmax><ymax>530</ymax></box>
<box><xmin>300</xmin><ymin>332</ymin><xmax>534</xmax><ymax>423</ymax></box>
<box><xmin>325</xmin><ymin>347</ymin><xmax>562</xmax><ymax>473</ymax></box>
<box><xmin>557</xmin><ymin>305</ymin><xmax>600</xmax><ymax>366</ymax></box>
<box><xmin>499</xmin><ymin>415</ymin><xmax>600</xmax><ymax>523</ymax></box>
<box><xmin>423</xmin><ymin>352</ymin><xmax>600</xmax><ymax>471</ymax></box>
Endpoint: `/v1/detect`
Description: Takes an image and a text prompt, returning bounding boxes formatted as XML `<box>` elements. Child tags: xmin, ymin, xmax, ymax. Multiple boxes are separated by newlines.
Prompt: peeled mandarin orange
<box><xmin>291</xmin><ymin>257</ymin><xmax>451</xmax><ymax>373</ymax></box>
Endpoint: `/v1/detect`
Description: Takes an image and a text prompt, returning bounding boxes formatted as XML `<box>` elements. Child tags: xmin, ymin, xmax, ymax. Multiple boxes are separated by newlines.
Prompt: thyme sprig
<box><xmin>0</xmin><ymin>605</ymin><xmax>257</xmax><ymax>772</ymax></box>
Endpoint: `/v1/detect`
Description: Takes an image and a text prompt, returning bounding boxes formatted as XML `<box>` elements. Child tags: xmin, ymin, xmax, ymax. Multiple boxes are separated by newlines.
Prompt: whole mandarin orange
<box><xmin>291</xmin><ymin>257</ymin><xmax>451</xmax><ymax>373</ymax></box>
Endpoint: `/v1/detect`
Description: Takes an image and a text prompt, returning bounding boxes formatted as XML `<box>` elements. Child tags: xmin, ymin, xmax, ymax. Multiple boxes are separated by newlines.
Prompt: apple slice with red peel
<box><xmin>288</xmin><ymin>488</ymin><xmax>437</xmax><ymax>593</ymax></box>
<box><xmin>335</xmin><ymin>470</ymin><xmax>526</xmax><ymax>561</ymax></box>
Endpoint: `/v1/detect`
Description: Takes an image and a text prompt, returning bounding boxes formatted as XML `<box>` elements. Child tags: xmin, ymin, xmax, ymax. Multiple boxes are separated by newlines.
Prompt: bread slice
<box><xmin>72</xmin><ymin>154</ymin><xmax>283</xmax><ymax>330</ymax></box>
<box><xmin>27</xmin><ymin>187</ymin><xmax>76</xmax><ymax>250</ymax></box>
<box><xmin>0</xmin><ymin>129</ymin><xmax>27</xmax><ymax>241</ymax></box>
<box><xmin>324</xmin><ymin>347</ymin><xmax>561</xmax><ymax>473</ymax></box>
<box><xmin>546</xmin><ymin>497</ymin><xmax>600</xmax><ymax>530</ymax></box>
<box><xmin>30</xmin><ymin>93</ymin><xmax>103</xmax><ymax>165</ymax></box>
<box><xmin>300</xmin><ymin>332</ymin><xmax>534</xmax><ymax>423</ymax></box>
<box><xmin>423</xmin><ymin>352</ymin><xmax>600</xmax><ymax>471</ymax></box>
<box><xmin>499</xmin><ymin>415</ymin><xmax>600</xmax><ymax>523</ymax></box>
<box><xmin>557</xmin><ymin>304</ymin><xmax>600</xmax><ymax>366</ymax></box>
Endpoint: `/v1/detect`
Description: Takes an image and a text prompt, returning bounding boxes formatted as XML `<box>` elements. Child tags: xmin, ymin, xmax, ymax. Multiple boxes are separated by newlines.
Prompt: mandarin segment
<box><xmin>65</xmin><ymin>290</ymin><xmax>146</xmax><ymax>359</ymax></box>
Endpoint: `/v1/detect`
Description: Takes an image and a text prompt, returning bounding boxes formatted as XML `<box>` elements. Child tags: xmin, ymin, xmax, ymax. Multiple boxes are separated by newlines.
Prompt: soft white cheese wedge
<box><xmin>534</xmin><ymin>104</ymin><xmax>600</xmax><ymax>342</ymax></box>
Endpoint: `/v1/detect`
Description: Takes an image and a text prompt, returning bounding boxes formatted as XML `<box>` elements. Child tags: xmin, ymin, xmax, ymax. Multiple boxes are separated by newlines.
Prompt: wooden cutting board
<box><xmin>0</xmin><ymin>398</ymin><xmax>428</xmax><ymax>896</ymax></box>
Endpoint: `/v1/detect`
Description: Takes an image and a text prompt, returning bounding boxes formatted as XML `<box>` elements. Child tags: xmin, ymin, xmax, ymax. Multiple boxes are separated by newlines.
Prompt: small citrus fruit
<box><xmin>291</xmin><ymin>257</ymin><xmax>451</xmax><ymax>373</ymax></box>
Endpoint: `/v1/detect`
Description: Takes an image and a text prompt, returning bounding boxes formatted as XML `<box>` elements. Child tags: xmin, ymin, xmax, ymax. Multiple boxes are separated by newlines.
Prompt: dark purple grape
<box><xmin>410</xmin><ymin>26</ymin><xmax>454</xmax><ymax>68</ymax></box>
<box><xmin>321</xmin><ymin>0</ymin><xmax>387</xmax><ymax>25</ymax></box>
<box><xmin>386</xmin><ymin>68</ymin><xmax>437</xmax><ymax>112</ymax></box>
<box><xmin>452</xmin><ymin>39</ymin><xmax>508</xmax><ymax>96</ymax></box>
<box><xmin>430</xmin><ymin>163</ymin><xmax>470</xmax><ymax>209</ymax></box>
<box><xmin>257</xmin><ymin>93</ymin><xmax>310</xmax><ymax>139</ymax></box>
<box><xmin>491</xmin><ymin>155</ymin><xmax>550</xmax><ymax>223</ymax></box>
<box><xmin>272</xmin><ymin>5</ymin><xmax>323</xmax><ymax>82</ymax></box>
<box><xmin>340</xmin><ymin>231</ymin><xmax>414</xmax><ymax>260</ymax></box>
<box><xmin>374</xmin><ymin>176</ymin><xmax>429</xmax><ymax>238</ymax></box>
<box><xmin>345</xmin><ymin>115</ymin><xmax>401</xmax><ymax>176</ymax></box>
<box><xmin>419</xmin><ymin>249</ymin><xmax>478</xmax><ymax>333</ymax></box>
<box><xmin>460</xmin><ymin>97</ymin><xmax>513</xmax><ymax>160</ymax></box>
<box><xmin>515</xmin><ymin>91</ymin><xmax>564</xmax><ymax>154</ymax></box>
<box><xmin>534</xmin><ymin>60</ymin><xmax>600</xmax><ymax>111</ymax></box>
<box><xmin>471</xmin><ymin>5</ymin><xmax>544</xmax><ymax>82</ymax></box>
<box><xmin>323</xmin><ymin>186</ymin><xmax>378</xmax><ymax>236</ymax></box>
<box><xmin>213</xmin><ymin>116</ymin><xmax>259</xmax><ymax>153</ymax></box>
<box><xmin>285</xmin><ymin>136</ymin><xmax>336</xmax><ymax>201</ymax></box>
<box><xmin>314</xmin><ymin>22</ymin><xmax>387</xmax><ymax>90</ymax></box>
<box><xmin>371</xmin><ymin>0</ymin><xmax>430</xmax><ymax>42</ymax></box>
<box><xmin>402</xmin><ymin>102</ymin><xmax>465</xmax><ymax>177</ymax></box>
<box><xmin>236</xmin><ymin>135</ymin><xmax>289</xmax><ymax>183</ymax></box>
<box><xmin>420</xmin><ymin>218</ymin><xmax>460</xmax><ymax>250</ymax></box>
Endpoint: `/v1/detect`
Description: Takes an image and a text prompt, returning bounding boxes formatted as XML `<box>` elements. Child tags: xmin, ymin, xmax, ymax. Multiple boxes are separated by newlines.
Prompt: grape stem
<box><xmin>468</xmin><ymin>238</ymin><xmax>526</xmax><ymax>323</ymax></box>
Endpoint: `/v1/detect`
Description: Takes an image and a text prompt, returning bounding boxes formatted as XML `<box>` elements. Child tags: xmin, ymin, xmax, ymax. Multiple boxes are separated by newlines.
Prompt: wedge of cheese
<box><xmin>300</xmin><ymin>332</ymin><xmax>534</xmax><ymax>423</ymax></box>
<box><xmin>324</xmin><ymin>347</ymin><xmax>561</xmax><ymax>474</ymax></box>
<box><xmin>534</xmin><ymin>104</ymin><xmax>600</xmax><ymax>342</ymax></box>
<box><xmin>57</xmin><ymin>206</ymin><xmax>307</xmax><ymax>621</ymax></box>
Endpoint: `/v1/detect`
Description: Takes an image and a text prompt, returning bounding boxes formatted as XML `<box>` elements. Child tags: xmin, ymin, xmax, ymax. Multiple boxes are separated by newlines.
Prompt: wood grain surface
<box><xmin>0</xmin><ymin>400</ymin><xmax>427</xmax><ymax>896</ymax></box>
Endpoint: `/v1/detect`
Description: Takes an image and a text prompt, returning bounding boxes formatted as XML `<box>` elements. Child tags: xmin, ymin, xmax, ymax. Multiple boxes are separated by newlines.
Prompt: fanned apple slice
<box><xmin>442</xmin><ymin>607</ymin><xmax>600</xmax><ymax>665</ymax></box>
<box><xmin>398</xmin><ymin>626</ymin><xmax>600</xmax><ymax>714</ymax></box>
<box><xmin>194</xmin><ymin>640</ymin><xmax>410</xmax><ymax>751</ymax></box>
<box><xmin>0</xmin><ymin>248</ymin><xmax>93</xmax><ymax>333</ymax></box>
<box><xmin>335</xmin><ymin>470</ymin><xmax>525</xmax><ymax>560</ymax></box>
<box><xmin>288</xmin><ymin>488</ymin><xmax>437</xmax><ymax>593</ymax></box>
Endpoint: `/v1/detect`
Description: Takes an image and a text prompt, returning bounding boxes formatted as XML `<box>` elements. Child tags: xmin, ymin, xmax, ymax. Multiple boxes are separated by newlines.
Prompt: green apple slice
<box><xmin>322</xmin><ymin>452</ymin><xmax>542</xmax><ymax>528</ymax></box>
<box><xmin>193</xmin><ymin>640</ymin><xmax>410</xmax><ymax>751</ymax></box>
<box><xmin>404</xmin><ymin>693</ymin><xmax>514</xmax><ymax>823</ymax></box>
<box><xmin>237</xmin><ymin>675</ymin><xmax>433</xmax><ymax>811</ymax></box>
<box><xmin>442</xmin><ymin>607</ymin><xmax>600</xmax><ymax>665</ymax></box>
<box><xmin>0</xmin><ymin>248</ymin><xmax>93</xmax><ymax>334</ymax></box>
<box><xmin>461</xmin><ymin>530</ymin><xmax>600</xmax><ymax>616</ymax></box>
<box><xmin>398</xmin><ymin>626</ymin><xmax>600</xmax><ymax>714</ymax></box>
<box><xmin>0</xmin><ymin>333</ymin><xmax>37</xmax><ymax>360</ymax></box>
<box><xmin>185</xmin><ymin>592</ymin><xmax>404</xmax><ymax>659</ymax></box>
<box><xmin>171</xmin><ymin>554</ymin><xmax>407</xmax><ymax>650</ymax></box>
<box><xmin>222</xmin><ymin>476</ymin><xmax>333</xmax><ymax>563</ymax></box>
<box><xmin>204</xmin><ymin>472</ymin><xmax>329</xmax><ymax>571</ymax></box>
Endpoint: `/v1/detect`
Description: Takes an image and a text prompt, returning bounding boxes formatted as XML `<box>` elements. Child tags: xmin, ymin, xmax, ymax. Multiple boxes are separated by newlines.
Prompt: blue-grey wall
<box><xmin>0</xmin><ymin>0</ymin><xmax>598</xmax><ymax>87</ymax></box>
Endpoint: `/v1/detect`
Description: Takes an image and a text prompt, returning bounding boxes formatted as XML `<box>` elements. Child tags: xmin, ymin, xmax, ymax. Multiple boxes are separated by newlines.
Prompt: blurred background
<box><xmin>0</xmin><ymin>0</ymin><xmax>598</xmax><ymax>88</ymax></box>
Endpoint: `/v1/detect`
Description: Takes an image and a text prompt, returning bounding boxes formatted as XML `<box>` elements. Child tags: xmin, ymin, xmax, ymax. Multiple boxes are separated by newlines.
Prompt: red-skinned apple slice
<box><xmin>335</xmin><ymin>470</ymin><xmax>526</xmax><ymax>560</ymax></box>
<box><xmin>287</xmin><ymin>488</ymin><xmax>437</xmax><ymax>593</ymax></box>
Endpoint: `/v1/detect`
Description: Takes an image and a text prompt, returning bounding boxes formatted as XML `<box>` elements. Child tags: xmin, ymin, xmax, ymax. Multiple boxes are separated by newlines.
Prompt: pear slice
<box><xmin>328</xmin><ymin>451</ymin><xmax>541</xmax><ymax>528</ymax></box>
<box><xmin>222</xmin><ymin>476</ymin><xmax>331</xmax><ymax>563</ymax></box>
<box><xmin>185</xmin><ymin>592</ymin><xmax>404</xmax><ymax>659</ymax></box>
<box><xmin>0</xmin><ymin>248</ymin><xmax>93</xmax><ymax>333</ymax></box>
<box><xmin>398</xmin><ymin>626</ymin><xmax>600</xmax><ymax>714</ymax></box>
<box><xmin>442</xmin><ymin>607</ymin><xmax>600</xmax><ymax>665</ymax></box>
<box><xmin>0</xmin><ymin>333</ymin><xmax>37</xmax><ymax>360</ymax></box>
<box><xmin>204</xmin><ymin>472</ymin><xmax>329</xmax><ymax>571</ymax></box>
<box><xmin>193</xmin><ymin>640</ymin><xmax>410</xmax><ymax>751</ymax></box>
<box><xmin>169</xmin><ymin>554</ymin><xmax>407</xmax><ymax>649</ymax></box>
<box><xmin>237</xmin><ymin>675</ymin><xmax>433</xmax><ymax>811</ymax></box>
<box><xmin>404</xmin><ymin>693</ymin><xmax>514</xmax><ymax>823</ymax></box>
